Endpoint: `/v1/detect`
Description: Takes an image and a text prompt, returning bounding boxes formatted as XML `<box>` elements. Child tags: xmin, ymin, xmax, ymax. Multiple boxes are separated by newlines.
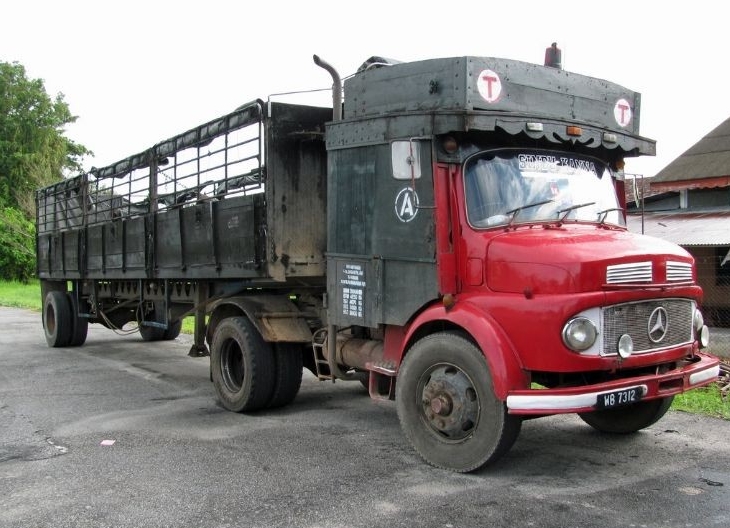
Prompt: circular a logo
<box><xmin>477</xmin><ymin>69</ymin><xmax>502</xmax><ymax>103</ymax></box>
<box><xmin>647</xmin><ymin>307</ymin><xmax>669</xmax><ymax>343</ymax></box>
<box><xmin>614</xmin><ymin>98</ymin><xmax>632</xmax><ymax>128</ymax></box>
<box><xmin>395</xmin><ymin>187</ymin><xmax>419</xmax><ymax>223</ymax></box>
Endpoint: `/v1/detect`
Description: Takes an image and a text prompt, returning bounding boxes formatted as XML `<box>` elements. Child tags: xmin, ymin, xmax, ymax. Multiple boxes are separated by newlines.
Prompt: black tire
<box><xmin>43</xmin><ymin>291</ymin><xmax>73</xmax><ymax>348</ymax></box>
<box><xmin>139</xmin><ymin>323</ymin><xmax>165</xmax><ymax>342</ymax></box>
<box><xmin>162</xmin><ymin>319</ymin><xmax>182</xmax><ymax>341</ymax></box>
<box><xmin>578</xmin><ymin>396</ymin><xmax>674</xmax><ymax>434</ymax></box>
<box><xmin>138</xmin><ymin>302</ymin><xmax>178</xmax><ymax>342</ymax></box>
<box><xmin>210</xmin><ymin>317</ymin><xmax>275</xmax><ymax>412</ymax></box>
<box><xmin>267</xmin><ymin>343</ymin><xmax>303</xmax><ymax>408</ymax></box>
<box><xmin>67</xmin><ymin>293</ymin><xmax>88</xmax><ymax>347</ymax></box>
<box><xmin>396</xmin><ymin>332</ymin><xmax>521</xmax><ymax>472</ymax></box>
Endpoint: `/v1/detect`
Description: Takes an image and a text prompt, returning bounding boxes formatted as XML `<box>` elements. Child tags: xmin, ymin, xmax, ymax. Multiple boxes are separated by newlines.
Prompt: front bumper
<box><xmin>506</xmin><ymin>352</ymin><xmax>720</xmax><ymax>415</ymax></box>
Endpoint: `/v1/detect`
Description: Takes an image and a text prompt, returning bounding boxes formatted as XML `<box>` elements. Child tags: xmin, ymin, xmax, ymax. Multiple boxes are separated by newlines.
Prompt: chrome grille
<box><xmin>606</xmin><ymin>262</ymin><xmax>652</xmax><ymax>284</ymax></box>
<box><xmin>666</xmin><ymin>261</ymin><xmax>693</xmax><ymax>282</ymax></box>
<box><xmin>602</xmin><ymin>299</ymin><xmax>694</xmax><ymax>355</ymax></box>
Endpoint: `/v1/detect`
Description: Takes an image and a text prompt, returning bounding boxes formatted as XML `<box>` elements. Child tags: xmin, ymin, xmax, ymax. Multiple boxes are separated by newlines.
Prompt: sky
<box><xmin>2</xmin><ymin>0</ymin><xmax>729</xmax><ymax>178</ymax></box>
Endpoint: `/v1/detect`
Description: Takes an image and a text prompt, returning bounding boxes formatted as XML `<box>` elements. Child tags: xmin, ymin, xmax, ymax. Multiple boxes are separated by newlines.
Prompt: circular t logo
<box><xmin>477</xmin><ymin>69</ymin><xmax>502</xmax><ymax>103</ymax></box>
<box><xmin>614</xmin><ymin>98</ymin><xmax>632</xmax><ymax>128</ymax></box>
<box><xmin>395</xmin><ymin>187</ymin><xmax>419</xmax><ymax>222</ymax></box>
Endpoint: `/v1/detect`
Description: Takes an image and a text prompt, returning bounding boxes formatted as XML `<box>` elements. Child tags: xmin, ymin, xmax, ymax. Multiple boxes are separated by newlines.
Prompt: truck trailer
<box><xmin>36</xmin><ymin>49</ymin><xmax>721</xmax><ymax>472</ymax></box>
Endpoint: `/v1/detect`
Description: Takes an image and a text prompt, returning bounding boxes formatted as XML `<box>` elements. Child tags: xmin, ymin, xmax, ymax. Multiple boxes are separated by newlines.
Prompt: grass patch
<box><xmin>671</xmin><ymin>381</ymin><xmax>730</xmax><ymax>419</ymax></box>
<box><xmin>182</xmin><ymin>317</ymin><xmax>195</xmax><ymax>334</ymax></box>
<box><xmin>0</xmin><ymin>279</ymin><xmax>41</xmax><ymax>311</ymax></box>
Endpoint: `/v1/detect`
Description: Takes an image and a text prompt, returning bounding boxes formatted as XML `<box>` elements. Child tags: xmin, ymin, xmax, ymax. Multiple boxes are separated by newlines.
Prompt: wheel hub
<box><xmin>430</xmin><ymin>395</ymin><xmax>452</xmax><ymax>416</ymax></box>
<box><xmin>420</xmin><ymin>365</ymin><xmax>479</xmax><ymax>441</ymax></box>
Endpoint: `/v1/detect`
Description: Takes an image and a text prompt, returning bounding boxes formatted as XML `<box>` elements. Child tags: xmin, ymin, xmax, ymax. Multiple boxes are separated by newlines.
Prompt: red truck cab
<box><xmin>319</xmin><ymin>53</ymin><xmax>720</xmax><ymax>472</ymax></box>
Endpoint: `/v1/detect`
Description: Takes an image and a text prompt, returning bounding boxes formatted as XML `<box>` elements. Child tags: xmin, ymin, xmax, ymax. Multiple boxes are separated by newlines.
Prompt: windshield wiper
<box><xmin>506</xmin><ymin>199</ymin><xmax>553</xmax><ymax>227</ymax></box>
<box><xmin>556</xmin><ymin>202</ymin><xmax>596</xmax><ymax>223</ymax></box>
<box><xmin>596</xmin><ymin>207</ymin><xmax>624</xmax><ymax>225</ymax></box>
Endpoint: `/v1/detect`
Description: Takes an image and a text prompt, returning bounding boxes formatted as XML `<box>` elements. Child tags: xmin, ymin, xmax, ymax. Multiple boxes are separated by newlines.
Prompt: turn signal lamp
<box><xmin>442</xmin><ymin>293</ymin><xmax>456</xmax><ymax>308</ymax></box>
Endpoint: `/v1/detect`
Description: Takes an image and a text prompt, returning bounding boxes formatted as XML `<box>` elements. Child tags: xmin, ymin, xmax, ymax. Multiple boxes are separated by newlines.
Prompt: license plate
<box><xmin>596</xmin><ymin>387</ymin><xmax>642</xmax><ymax>409</ymax></box>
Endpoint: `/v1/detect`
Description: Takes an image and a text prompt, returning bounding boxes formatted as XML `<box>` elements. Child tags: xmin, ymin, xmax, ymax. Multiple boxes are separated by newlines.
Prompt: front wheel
<box><xmin>396</xmin><ymin>332</ymin><xmax>521</xmax><ymax>472</ymax></box>
<box><xmin>578</xmin><ymin>396</ymin><xmax>674</xmax><ymax>434</ymax></box>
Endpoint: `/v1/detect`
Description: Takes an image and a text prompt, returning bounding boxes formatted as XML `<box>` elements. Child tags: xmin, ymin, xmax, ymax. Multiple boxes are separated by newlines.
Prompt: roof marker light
<box><xmin>603</xmin><ymin>132</ymin><xmax>618</xmax><ymax>143</ymax></box>
<box><xmin>526</xmin><ymin>122</ymin><xmax>544</xmax><ymax>132</ymax></box>
<box><xmin>566</xmin><ymin>126</ymin><xmax>582</xmax><ymax>136</ymax></box>
<box><xmin>442</xmin><ymin>136</ymin><xmax>458</xmax><ymax>154</ymax></box>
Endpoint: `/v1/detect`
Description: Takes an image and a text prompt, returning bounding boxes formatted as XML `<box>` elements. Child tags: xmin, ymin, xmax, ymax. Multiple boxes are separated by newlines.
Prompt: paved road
<box><xmin>1</xmin><ymin>306</ymin><xmax>728</xmax><ymax>528</ymax></box>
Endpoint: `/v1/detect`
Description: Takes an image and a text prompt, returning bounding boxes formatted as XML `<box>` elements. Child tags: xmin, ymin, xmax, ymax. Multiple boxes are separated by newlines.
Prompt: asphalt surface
<box><xmin>1</xmin><ymin>306</ymin><xmax>728</xmax><ymax>528</ymax></box>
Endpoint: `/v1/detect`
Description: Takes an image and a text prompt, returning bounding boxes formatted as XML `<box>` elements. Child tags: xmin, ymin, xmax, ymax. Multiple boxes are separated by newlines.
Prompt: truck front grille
<box><xmin>601</xmin><ymin>299</ymin><xmax>694</xmax><ymax>355</ymax></box>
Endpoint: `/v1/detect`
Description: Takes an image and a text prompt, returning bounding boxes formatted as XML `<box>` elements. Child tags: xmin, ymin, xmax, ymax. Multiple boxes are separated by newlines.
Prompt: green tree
<box><xmin>0</xmin><ymin>61</ymin><xmax>90</xmax><ymax>280</ymax></box>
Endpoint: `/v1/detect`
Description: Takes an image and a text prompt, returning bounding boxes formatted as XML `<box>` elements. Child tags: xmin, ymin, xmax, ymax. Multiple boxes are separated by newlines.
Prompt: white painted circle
<box><xmin>614</xmin><ymin>98</ymin><xmax>632</xmax><ymax>128</ymax></box>
<box><xmin>394</xmin><ymin>187</ymin><xmax>419</xmax><ymax>223</ymax></box>
<box><xmin>477</xmin><ymin>69</ymin><xmax>502</xmax><ymax>103</ymax></box>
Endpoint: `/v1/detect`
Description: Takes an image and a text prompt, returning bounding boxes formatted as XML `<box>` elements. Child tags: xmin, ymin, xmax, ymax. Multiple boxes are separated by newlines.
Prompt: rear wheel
<box><xmin>211</xmin><ymin>317</ymin><xmax>275</xmax><ymax>412</ymax></box>
<box><xmin>578</xmin><ymin>396</ymin><xmax>674</xmax><ymax>434</ymax></box>
<box><xmin>396</xmin><ymin>332</ymin><xmax>521</xmax><ymax>472</ymax></box>
<box><xmin>267</xmin><ymin>343</ymin><xmax>303</xmax><ymax>408</ymax></box>
<box><xmin>43</xmin><ymin>291</ymin><xmax>72</xmax><ymax>348</ymax></box>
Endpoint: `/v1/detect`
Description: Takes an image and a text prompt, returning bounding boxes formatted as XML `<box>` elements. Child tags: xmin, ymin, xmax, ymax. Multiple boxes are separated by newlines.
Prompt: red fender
<box><xmin>385</xmin><ymin>299</ymin><xmax>528</xmax><ymax>400</ymax></box>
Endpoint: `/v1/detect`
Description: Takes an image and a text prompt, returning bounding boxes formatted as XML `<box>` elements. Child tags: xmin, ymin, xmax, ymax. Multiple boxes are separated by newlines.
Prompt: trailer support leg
<box><xmin>188</xmin><ymin>282</ymin><xmax>209</xmax><ymax>357</ymax></box>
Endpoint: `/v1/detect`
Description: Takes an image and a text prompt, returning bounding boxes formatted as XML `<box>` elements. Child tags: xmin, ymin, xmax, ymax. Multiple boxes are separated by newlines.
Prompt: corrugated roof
<box><xmin>626</xmin><ymin>210</ymin><xmax>730</xmax><ymax>245</ymax></box>
<box><xmin>652</xmin><ymin>116</ymin><xmax>730</xmax><ymax>183</ymax></box>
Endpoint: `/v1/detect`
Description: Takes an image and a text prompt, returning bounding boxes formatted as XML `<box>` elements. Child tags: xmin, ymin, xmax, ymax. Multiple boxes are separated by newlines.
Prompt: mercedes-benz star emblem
<box><xmin>648</xmin><ymin>307</ymin><xmax>669</xmax><ymax>343</ymax></box>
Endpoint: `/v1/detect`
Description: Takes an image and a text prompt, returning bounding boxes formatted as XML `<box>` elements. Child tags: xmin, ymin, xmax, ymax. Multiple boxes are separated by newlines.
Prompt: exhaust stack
<box><xmin>313</xmin><ymin>55</ymin><xmax>342</xmax><ymax>121</ymax></box>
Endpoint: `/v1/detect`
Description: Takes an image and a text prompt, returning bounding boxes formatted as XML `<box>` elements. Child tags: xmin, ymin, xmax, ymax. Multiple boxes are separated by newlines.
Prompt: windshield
<box><xmin>464</xmin><ymin>150</ymin><xmax>625</xmax><ymax>228</ymax></box>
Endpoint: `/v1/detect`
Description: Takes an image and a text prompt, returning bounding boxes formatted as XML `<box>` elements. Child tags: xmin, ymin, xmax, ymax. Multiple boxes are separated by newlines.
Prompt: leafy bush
<box><xmin>0</xmin><ymin>207</ymin><xmax>36</xmax><ymax>281</ymax></box>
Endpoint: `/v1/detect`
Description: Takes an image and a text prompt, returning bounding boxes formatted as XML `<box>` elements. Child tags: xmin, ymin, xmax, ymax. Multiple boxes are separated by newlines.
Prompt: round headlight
<box><xmin>562</xmin><ymin>317</ymin><xmax>598</xmax><ymax>352</ymax></box>
<box><xmin>693</xmin><ymin>309</ymin><xmax>704</xmax><ymax>332</ymax></box>
<box><xmin>699</xmin><ymin>326</ymin><xmax>710</xmax><ymax>349</ymax></box>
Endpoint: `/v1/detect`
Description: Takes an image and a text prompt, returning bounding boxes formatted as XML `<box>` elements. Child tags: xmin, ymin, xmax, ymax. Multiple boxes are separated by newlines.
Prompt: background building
<box><xmin>627</xmin><ymin>117</ymin><xmax>730</xmax><ymax>329</ymax></box>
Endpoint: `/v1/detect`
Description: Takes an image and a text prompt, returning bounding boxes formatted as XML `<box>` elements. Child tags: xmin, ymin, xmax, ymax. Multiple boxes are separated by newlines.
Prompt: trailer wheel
<box><xmin>67</xmin><ymin>293</ymin><xmax>88</xmax><ymax>347</ymax></box>
<box><xmin>396</xmin><ymin>332</ymin><xmax>521</xmax><ymax>472</ymax></box>
<box><xmin>578</xmin><ymin>396</ymin><xmax>674</xmax><ymax>434</ymax></box>
<box><xmin>266</xmin><ymin>343</ymin><xmax>303</xmax><ymax>408</ymax></box>
<box><xmin>211</xmin><ymin>316</ymin><xmax>275</xmax><ymax>412</ymax></box>
<box><xmin>43</xmin><ymin>291</ymin><xmax>73</xmax><ymax>348</ymax></box>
